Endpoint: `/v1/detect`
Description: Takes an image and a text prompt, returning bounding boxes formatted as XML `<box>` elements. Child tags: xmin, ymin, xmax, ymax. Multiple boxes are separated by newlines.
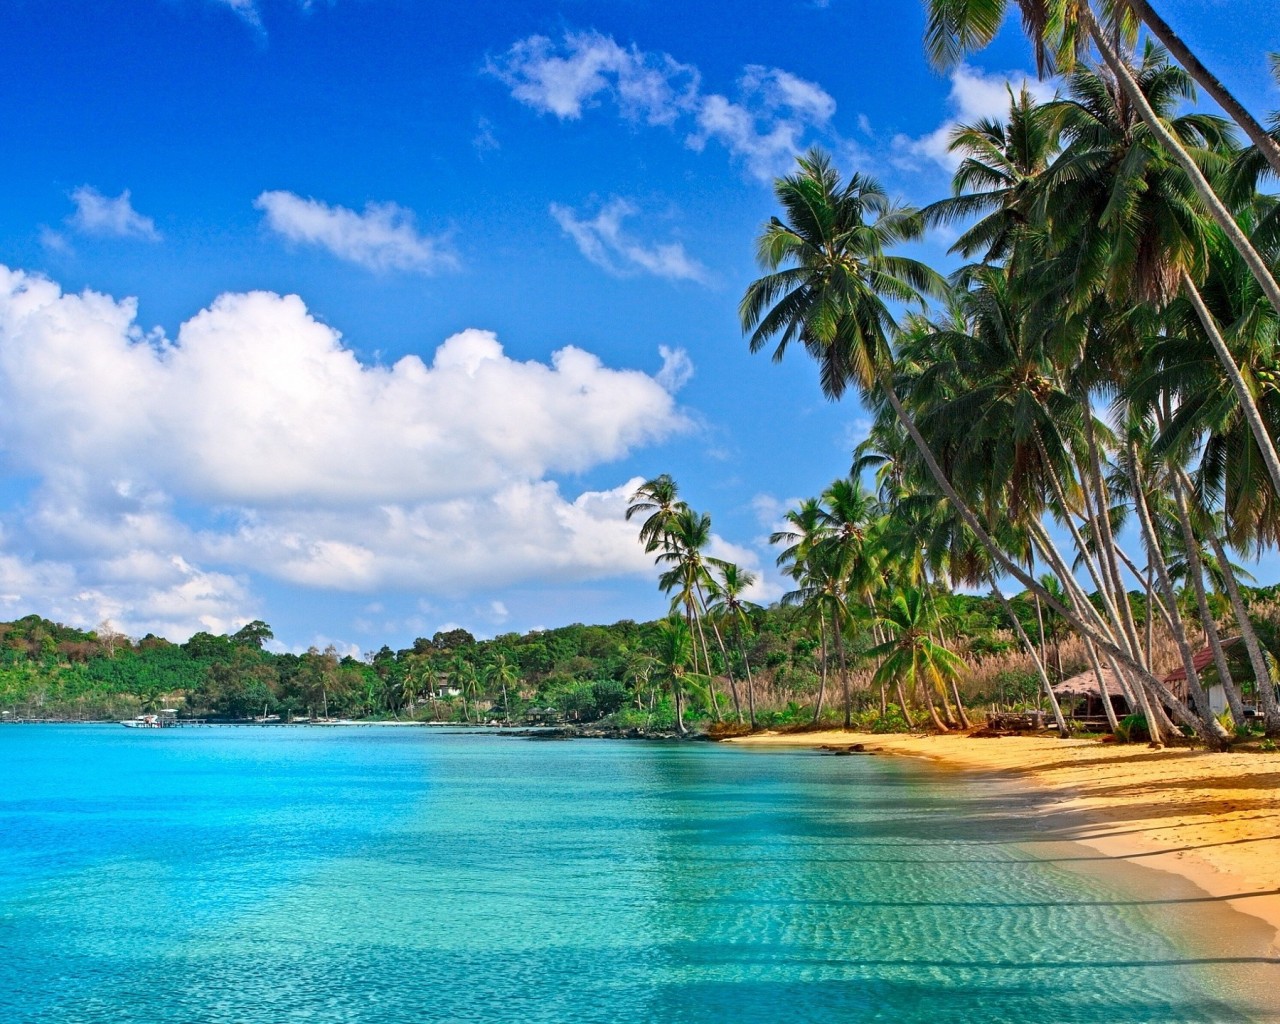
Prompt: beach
<box><xmin>730</xmin><ymin>731</ymin><xmax>1280</xmax><ymax>951</ymax></box>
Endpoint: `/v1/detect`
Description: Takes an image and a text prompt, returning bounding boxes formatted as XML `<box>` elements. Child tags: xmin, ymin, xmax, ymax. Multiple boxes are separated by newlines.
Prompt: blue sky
<box><xmin>0</xmin><ymin>0</ymin><xmax>1275</xmax><ymax>652</ymax></box>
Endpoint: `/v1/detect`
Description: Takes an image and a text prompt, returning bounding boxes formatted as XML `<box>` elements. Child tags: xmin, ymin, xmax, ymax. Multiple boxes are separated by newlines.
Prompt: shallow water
<box><xmin>0</xmin><ymin>726</ymin><xmax>1272</xmax><ymax>1023</ymax></box>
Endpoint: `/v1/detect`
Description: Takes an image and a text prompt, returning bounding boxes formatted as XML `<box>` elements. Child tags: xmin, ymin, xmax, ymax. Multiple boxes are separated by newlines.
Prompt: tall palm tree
<box><xmin>705</xmin><ymin>560</ymin><xmax>762</xmax><ymax>729</ymax></box>
<box><xmin>652</xmin><ymin>615</ymin><xmax>703</xmax><ymax>735</ymax></box>
<box><xmin>626</xmin><ymin>475</ymin><xmax>686</xmax><ymax>554</ymax></box>
<box><xmin>655</xmin><ymin>505</ymin><xmax>726</xmax><ymax>721</ymax></box>
<box><xmin>484</xmin><ymin>655</ymin><xmax>519</xmax><ymax>725</ymax></box>
<box><xmin>869</xmin><ymin>588</ymin><xmax>967</xmax><ymax>733</ymax></box>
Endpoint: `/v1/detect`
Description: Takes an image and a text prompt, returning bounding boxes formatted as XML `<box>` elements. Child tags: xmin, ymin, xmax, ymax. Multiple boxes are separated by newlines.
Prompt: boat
<box><xmin>120</xmin><ymin>709</ymin><xmax>178</xmax><ymax>729</ymax></box>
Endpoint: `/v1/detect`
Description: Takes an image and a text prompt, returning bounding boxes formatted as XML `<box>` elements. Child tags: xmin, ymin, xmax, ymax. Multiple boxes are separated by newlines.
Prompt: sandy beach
<box><xmin>731</xmin><ymin>730</ymin><xmax>1280</xmax><ymax>951</ymax></box>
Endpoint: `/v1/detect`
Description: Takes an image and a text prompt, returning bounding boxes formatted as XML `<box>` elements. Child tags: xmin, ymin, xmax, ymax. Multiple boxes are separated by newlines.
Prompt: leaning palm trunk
<box><xmin>1168</xmin><ymin>474</ymin><xmax>1247</xmax><ymax>727</ymax></box>
<box><xmin>1203</xmin><ymin>526</ymin><xmax>1280</xmax><ymax>735</ymax></box>
<box><xmin>1180</xmin><ymin>270</ymin><xmax>1280</xmax><ymax>501</ymax></box>
<box><xmin>733</xmin><ymin>620</ymin><xmax>757</xmax><ymax>730</ymax></box>
<box><xmin>696</xmin><ymin>583</ymin><xmax>744</xmax><ymax>723</ymax></box>
<box><xmin>1125</xmin><ymin>436</ymin><xmax>1231</xmax><ymax>742</ymax></box>
<box><xmin>1081</xmin><ymin>8</ymin><xmax>1280</xmax><ymax>320</ymax></box>
<box><xmin>936</xmin><ymin>628</ymin><xmax>972</xmax><ymax>728</ymax></box>
<box><xmin>1037</xmin><ymin>438</ymin><xmax>1139</xmax><ymax>653</ymax></box>
<box><xmin>879</xmin><ymin>375</ymin><xmax>1218</xmax><ymax>742</ymax></box>
<box><xmin>895</xmin><ymin>677</ymin><xmax>916</xmax><ymax>728</ymax></box>
<box><xmin>917</xmin><ymin>667</ymin><xmax>950</xmax><ymax>732</ymax></box>
<box><xmin>1081</xmin><ymin>407</ymin><xmax>1151</xmax><ymax>671</ymax></box>
<box><xmin>1083</xmin><ymin>637</ymin><xmax>1124</xmax><ymax>735</ymax></box>
<box><xmin>1121</xmin><ymin>0</ymin><xmax>1280</xmax><ymax>178</ymax></box>
<box><xmin>687</xmin><ymin>603</ymin><xmax>723</xmax><ymax>723</ymax></box>
<box><xmin>991</xmin><ymin>580</ymin><xmax>1069</xmax><ymax>736</ymax></box>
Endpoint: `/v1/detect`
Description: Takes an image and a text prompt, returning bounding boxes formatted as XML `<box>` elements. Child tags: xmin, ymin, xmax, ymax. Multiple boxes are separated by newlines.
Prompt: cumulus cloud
<box><xmin>68</xmin><ymin>187</ymin><xmax>161</xmax><ymax>241</ymax></box>
<box><xmin>486</xmin><ymin>30</ymin><xmax>699</xmax><ymax>124</ymax></box>
<box><xmin>254</xmin><ymin>190</ymin><xmax>457</xmax><ymax>273</ymax></box>
<box><xmin>893</xmin><ymin>64</ymin><xmax>1057</xmax><ymax>171</ymax></box>
<box><xmin>705</xmin><ymin>534</ymin><xmax>784</xmax><ymax>605</ymax></box>
<box><xmin>550</xmin><ymin>198</ymin><xmax>709</xmax><ymax>283</ymax></box>
<box><xmin>0</xmin><ymin>266</ymin><xmax>693</xmax><ymax>634</ymax></box>
<box><xmin>490</xmin><ymin>31</ymin><xmax>838</xmax><ymax>181</ymax></box>
<box><xmin>0</xmin><ymin>544</ymin><xmax>254</xmax><ymax>642</ymax></box>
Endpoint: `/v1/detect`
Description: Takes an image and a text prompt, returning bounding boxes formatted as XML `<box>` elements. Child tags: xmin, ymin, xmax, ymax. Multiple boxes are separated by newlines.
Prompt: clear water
<box><xmin>0</xmin><ymin>726</ymin><xmax>1267</xmax><ymax>1023</ymax></box>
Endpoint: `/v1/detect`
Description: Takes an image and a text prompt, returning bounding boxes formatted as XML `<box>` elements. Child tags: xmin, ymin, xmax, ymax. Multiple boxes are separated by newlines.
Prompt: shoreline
<box><xmin>729</xmin><ymin>730</ymin><xmax>1280</xmax><ymax>952</ymax></box>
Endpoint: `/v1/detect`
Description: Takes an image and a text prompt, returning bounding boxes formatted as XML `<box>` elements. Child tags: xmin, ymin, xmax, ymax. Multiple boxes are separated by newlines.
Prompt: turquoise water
<box><xmin>0</xmin><ymin>726</ymin><xmax>1266</xmax><ymax>1023</ymax></box>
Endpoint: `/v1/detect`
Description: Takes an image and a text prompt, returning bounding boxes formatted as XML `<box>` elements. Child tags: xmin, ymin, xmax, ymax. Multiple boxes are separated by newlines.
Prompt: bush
<box><xmin>871</xmin><ymin>703</ymin><xmax>911</xmax><ymax>733</ymax></box>
<box><xmin>1114</xmin><ymin>713</ymin><xmax>1150</xmax><ymax>743</ymax></box>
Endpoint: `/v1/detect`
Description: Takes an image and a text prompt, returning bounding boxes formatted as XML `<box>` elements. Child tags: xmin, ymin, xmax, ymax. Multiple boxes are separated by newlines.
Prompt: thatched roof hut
<box><xmin>1052</xmin><ymin>665</ymin><xmax>1130</xmax><ymax>718</ymax></box>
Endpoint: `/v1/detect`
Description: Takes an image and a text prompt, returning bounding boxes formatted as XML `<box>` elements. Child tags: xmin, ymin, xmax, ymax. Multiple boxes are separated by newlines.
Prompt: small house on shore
<box><xmin>1052</xmin><ymin>665</ymin><xmax>1130</xmax><ymax>720</ymax></box>
<box><xmin>1162</xmin><ymin>637</ymin><xmax>1245</xmax><ymax>716</ymax></box>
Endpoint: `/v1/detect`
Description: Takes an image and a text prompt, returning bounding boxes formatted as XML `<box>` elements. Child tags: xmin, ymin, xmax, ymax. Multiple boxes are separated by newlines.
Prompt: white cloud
<box><xmin>550</xmin><ymin>198</ymin><xmax>710</xmax><ymax>283</ymax></box>
<box><xmin>473</xmin><ymin>116</ymin><xmax>500</xmax><ymax>154</ymax></box>
<box><xmin>38</xmin><ymin>227</ymin><xmax>71</xmax><ymax>255</ymax></box>
<box><xmin>0</xmin><ymin>544</ymin><xmax>254</xmax><ymax>642</ymax></box>
<box><xmin>705</xmin><ymin>534</ymin><xmax>784</xmax><ymax>605</ymax></box>
<box><xmin>893</xmin><ymin>64</ymin><xmax>1057</xmax><ymax>171</ymax></box>
<box><xmin>656</xmin><ymin>345</ymin><xmax>694</xmax><ymax>391</ymax></box>
<box><xmin>68</xmin><ymin>187</ymin><xmax>161</xmax><ymax>241</ymax></box>
<box><xmin>492</xmin><ymin>31</ymin><xmax>838</xmax><ymax>181</ymax></box>
<box><xmin>0</xmin><ymin>267</ymin><xmax>694</xmax><ymax>633</ymax></box>
<box><xmin>213</xmin><ymin>0</ymin><xmax>262</xmax><ymax>28</ymax></box>
<box><xmin>487</xmin><ymin>30</ymin><xmax>699</xmax><ymax>124</ymax></box>
<box><xmin>254</xmin><ymin>190</ymin><xmax>457</xmax><ymax>273</ymax></box>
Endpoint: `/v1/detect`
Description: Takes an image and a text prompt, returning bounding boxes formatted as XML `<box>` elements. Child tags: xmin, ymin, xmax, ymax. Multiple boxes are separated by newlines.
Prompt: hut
<box><xmin>1162</xmin><ymin>637</ymin><xmax>1245</xmax><ymax>716</ymax></box>
<box><xmin>1052</xmin><ymin>665</ymin><xmax>1130</xmax><ymax>721</ymax></box>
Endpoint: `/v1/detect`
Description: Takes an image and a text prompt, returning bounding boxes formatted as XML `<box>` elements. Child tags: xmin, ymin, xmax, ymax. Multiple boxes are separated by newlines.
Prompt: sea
<box><xmin>0</xmin><ymin>725</ymin><xmax>1274</xmax><ymax>1023</ymax></box>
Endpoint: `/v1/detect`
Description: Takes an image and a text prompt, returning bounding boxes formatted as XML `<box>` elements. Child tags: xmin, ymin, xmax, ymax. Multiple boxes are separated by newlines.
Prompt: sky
<box><xmin>0</xmin><ymin>0</ymin><xmax>1276</xmax><ymax>654</ymax></box>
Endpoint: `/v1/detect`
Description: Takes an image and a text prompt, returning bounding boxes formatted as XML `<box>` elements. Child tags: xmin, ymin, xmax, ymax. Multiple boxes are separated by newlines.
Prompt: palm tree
<box><xmin>869</xmin><ymin>588</ymin><xmax>967</xmax><ymax>733</ymax></box>
<box><xmin>705</xmin><ymin>560</ymin><xmax>762</xmax><ymax>729</ymax></box>
<box><xmin>484</xmin><ymin>655</ymin><xmax>519</xmax><ymax>725</ymax></box>
<box><xmin>921</xmin><ymin>83</ymin><xmax>1059</xmax><ymax>265</ymax></box>
<box><xmin>655</xmin><ymin>505</ymin><xmax>727</xmax><ymax>722</ymax></box>
<box><xmin>652</xmin><ymin>615</ymin><xmax>699</xmax><ymax>735</ymax></box>
<box><xmin>626</xmin><ymin>475</ymin><xmax>686</xmax><ymax>554</ymax></box>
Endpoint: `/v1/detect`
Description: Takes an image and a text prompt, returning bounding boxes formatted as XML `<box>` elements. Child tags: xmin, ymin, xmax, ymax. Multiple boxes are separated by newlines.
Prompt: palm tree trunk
<box><xmin>1169</xmin><ymin>472</ymin><xmax>1247</xmax><ymax>728</ymax></box>
<box><xmin>993</xmin><ymin>580</ymin><xmax>1069</xmax><ymax>736</ymax></box>
<box><xmin>1039</xmin><ymin>439</ymin><xmax>1134</xmax><ymax>645</ymax></box>
<box><xmin>697</xmin><ymin>583</ymin><xmax>744</xmax><ymax>723</ymax></box>
<box><xmin>832</xmin><ymin>608</ymin><xmax>852</xmax><ymax>729</ymax></box>
<box><xmin>1081</xmin><ymin>405</ymin><xmax>1150</xmax><ymax>670</ymax></box>
<box><xmin>947</xmin><ymin>674</ymin><xmax>971</xmax><ymax>729</ymax></box>
<box><xmin>1146</xmin><ymin>563</ymin><xmax>1156</xmax><ymax>668</ymax></box>
<box><xmin>918</xmin><ymin>666</ymin><xmax>949</xmax><ymax>732</ymax></box>
<box><xmin>688</xmin><ymin>603</ymin><xmax>722</xmax><ymax>723</ymax></box>
<box><xmin>1088</xmin><ymin>640</ymin><xmax>1124</xmax><ymax>735</ymax></box>
<box><xmin>813</xmin><ymin>613</ymin><xmax>829</xmax><ymax>725</ymax></box>
<box><xmin>1181</xmin><ymin>270</ymin><xmax>1280</xmax><ymax>499</ymax></box>
<box><xmin>1125</xmin><ymin>434</ymin><xmax>1231</xmax><ymax>742</ymax></box>
<box><xmin>894</xmin><ymin>678</ymin><xmax>915</xmax><ymax>728</ymax></box>
<box><xmin>1122</xmin><ymin>0</ymin><xmax>1280</xmax><ymax>177</ymax></box>
<box><xmin>1082</xmin><ymin>9</ymin><xmax>1280</xmax><ymax>320</ymax></box>
<box><xmin>1203</xmin><ymin>526</ymin><xmax>1280</xmax><ymax>735</ymax></box>
<box><xmin>733</xmin><ymin>618</ymin><xmax>757</xmax><ymax>730</ymax></box>
<box><xmin>877</xmin><ymin>372</ymin><xmax>1212</xmax><ymax>739</ymax></box>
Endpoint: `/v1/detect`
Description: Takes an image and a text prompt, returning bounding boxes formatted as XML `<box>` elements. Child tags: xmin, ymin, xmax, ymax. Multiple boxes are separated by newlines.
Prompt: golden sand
<box><xmin>729</xmin><ymin>730</ymin><xmax>1280</xmax><ymax>946</ymax></box>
